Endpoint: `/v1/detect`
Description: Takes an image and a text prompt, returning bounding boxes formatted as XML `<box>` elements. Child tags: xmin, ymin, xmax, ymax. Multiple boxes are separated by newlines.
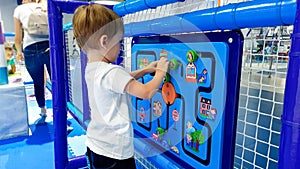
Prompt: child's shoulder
<box><xmin>101</xmin><ymin>63</ymin><xmax>124</xmax><ymax>74</ymax></box>
<box><xmin>87</xmin><ymin>62</ymin><xmax>124</xmax><ymax>75</ymax></box>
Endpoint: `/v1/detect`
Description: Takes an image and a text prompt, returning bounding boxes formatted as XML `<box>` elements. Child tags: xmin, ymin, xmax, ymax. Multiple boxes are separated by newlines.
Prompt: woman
<box><xmin>14</xmin><ymin>0</ymin><xmax>50</xmax><ymax>116</ymax></box>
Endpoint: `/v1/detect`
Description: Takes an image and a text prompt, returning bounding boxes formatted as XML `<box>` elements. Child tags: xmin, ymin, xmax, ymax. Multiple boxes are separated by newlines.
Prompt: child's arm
<box><xmin>130</xmin><ymin>61</ymin><xmax>158</xmax><ymax>79</ymax></box>
<box><xmin>125</xmin><ymin>57</ymin><xmax>168</xmax><ymax>100</ymax></box>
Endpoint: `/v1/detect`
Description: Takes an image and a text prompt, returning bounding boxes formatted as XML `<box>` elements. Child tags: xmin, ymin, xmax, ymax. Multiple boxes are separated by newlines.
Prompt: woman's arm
<box><xmin>14</xmin><ymin>17</ymin><xmax>23</xmax><ymax>61</ymax></box>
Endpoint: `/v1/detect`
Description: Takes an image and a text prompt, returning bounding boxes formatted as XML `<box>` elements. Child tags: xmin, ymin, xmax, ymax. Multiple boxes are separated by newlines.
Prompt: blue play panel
<box><xmin>131</xmin><ymin>31</ymin><xmax>243</xmax><ymax>168</ymax></box>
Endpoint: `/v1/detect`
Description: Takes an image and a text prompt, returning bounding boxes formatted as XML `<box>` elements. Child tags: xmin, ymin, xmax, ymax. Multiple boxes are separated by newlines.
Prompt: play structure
<box><xmin>46</xmin><ymin>0</ymin><xmax>299</xmax><ymax>169</ymax></box>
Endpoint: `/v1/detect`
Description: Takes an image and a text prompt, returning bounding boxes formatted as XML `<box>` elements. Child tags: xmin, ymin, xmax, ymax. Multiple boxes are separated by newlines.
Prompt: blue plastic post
<box><xmin>48</xmin><ymin>0</ymin><xmax>68</xmax><ymax>168</ymax></box>
<box><xmin>145</xmin><ymin>0</ymin><xmax>184</xmax><ymax>8</ymax></box>
<box><xmin>49</xmin><ymin>1</ymin><xmax>113</xmax><ymax>168</ymax></box>
<box><xmin>0</xmin><ymin>21</ymin><xmax>8</xmax><ymax>85</ymax></box>
<box><xmin>80</xmin><ymin>51</ymin><xmax>90</xmax><ymax>128</ymax></box>
<box><xmin>124</xmin><ymin>0</ymin><xmax>150</xmax><ymax>14</ymax></box>
<box><xmin>278</xmin><ymin>0</ymin><xmax>300</xmax><ymax>169</ymax></box>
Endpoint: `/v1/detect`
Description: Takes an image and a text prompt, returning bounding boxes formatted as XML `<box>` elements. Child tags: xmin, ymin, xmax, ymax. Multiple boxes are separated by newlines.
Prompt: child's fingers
<box><xmin>157</xmin><ymin>57</ymin><xmax>169</xmax><ymax>72</ymax></box>
<box><xmin>150</xmin><ymin>60</ymin><xmax>158</xmax><ymax>67</ymax></box>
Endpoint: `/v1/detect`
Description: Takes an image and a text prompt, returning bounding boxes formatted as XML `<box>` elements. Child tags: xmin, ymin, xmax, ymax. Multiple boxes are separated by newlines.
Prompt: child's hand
<box><xmin>145</xmin><ymin>61</ymin><xmax>158</xmax><ymax>73</ymax></box>
<box><xmin>156</xmin><ymin>57</ymin><xmax>169</xmax><ymax>73</ymax></box>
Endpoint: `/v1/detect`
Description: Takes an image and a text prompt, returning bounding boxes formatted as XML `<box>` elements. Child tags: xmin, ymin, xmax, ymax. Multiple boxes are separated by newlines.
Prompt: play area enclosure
<box><xmin>48</xmin><ymin>0</ymin><xmax>299</xmax><ymax>169</ymax></box>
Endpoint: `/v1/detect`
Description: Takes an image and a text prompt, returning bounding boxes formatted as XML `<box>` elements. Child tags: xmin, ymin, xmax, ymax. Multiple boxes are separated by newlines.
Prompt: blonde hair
<box><xmin>22</xmin><ymin>0</ymin><xmax>36</xmax><ymax>3</ymax></box>
<box><xmin>72</xmin><ymin>4</ymin><xmax>124</xmax><ymax>53</ymax></box>
<box><xmin>36</xmin><ymin>0</ymin><xmax>47</xmax><ymax>3</ymax></box>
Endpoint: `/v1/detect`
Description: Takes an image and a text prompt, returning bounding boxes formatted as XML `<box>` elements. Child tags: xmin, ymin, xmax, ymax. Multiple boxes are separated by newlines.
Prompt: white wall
<box><xmin>0</xmin><ymin>0</ymin><xmax>18</xmax><ymax>33</ymax></box>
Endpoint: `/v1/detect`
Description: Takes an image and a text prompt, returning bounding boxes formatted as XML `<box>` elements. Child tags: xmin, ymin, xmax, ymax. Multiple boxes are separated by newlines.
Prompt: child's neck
<box><xmin>88</xmin><ymin>55</ymin><xmax>102</xmax><ymax>63</ymax></box>
<box><xmin>101</xmin><ymin>56</ymin><xmax>111</xmax><ymax>63</ymax></box>
<box><xmin>88</xmin><ymin>55</ymin><xmax>111</xmax><ymax>64</ymax></box>
<box><xmin>87</xmin><ymin>50</ymin><xmax>110</xmax><ymax>63</ymax></box>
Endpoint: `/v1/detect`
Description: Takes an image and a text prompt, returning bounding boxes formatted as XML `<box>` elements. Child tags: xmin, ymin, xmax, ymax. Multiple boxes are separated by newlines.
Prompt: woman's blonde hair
<box><xmin>72</xmin><ymin>4</ymin><xmax>124</xmax><ymax>53</ymax></box>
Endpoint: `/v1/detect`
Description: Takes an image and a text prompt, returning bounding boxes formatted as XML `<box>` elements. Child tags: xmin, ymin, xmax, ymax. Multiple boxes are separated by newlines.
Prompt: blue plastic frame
<box><xmin>48</xmin><ymin>1</ymin><xmax>114</xmax><ymax>168</ymax></box>
<box><xmin>47</xmin><ymin>0</ymin><xmax>299</xmax><ymax>168</ymax></box>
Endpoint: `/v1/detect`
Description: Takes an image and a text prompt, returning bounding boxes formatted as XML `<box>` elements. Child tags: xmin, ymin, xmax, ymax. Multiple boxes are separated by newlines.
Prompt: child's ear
<box><xmin>99</xmin><ymin>35</ymin><xmax>108</xmax><ymax>49</ymax></box>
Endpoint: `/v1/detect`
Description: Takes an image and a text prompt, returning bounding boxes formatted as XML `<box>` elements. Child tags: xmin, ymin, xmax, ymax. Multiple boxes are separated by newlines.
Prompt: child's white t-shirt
<box><xmin>85</xmin><ymin>61</ymin><xmax>134</xmax><ymax>160</ymax></box>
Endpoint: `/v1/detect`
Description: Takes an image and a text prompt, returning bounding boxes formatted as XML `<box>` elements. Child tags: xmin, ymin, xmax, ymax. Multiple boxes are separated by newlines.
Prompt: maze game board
<box><xmin>131</xmin><ymin>31</ymin><xmax>243</xmax><ymax>169</ymax></box>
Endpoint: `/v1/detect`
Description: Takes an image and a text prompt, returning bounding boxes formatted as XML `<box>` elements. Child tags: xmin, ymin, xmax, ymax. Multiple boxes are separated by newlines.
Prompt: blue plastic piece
<box><xmin>0</xmin><ymin>67</ymin><xmax>8</xmax><ymax>85</ymax></box>
<box><xmin>114</xmin><ymin>0</ymin><xmax>185</xmax><ymax>16</ymax></box>
<box><xmin>66</xmin><ymin>155</ymin><xmax>87</xmax><ymax>169</ymax></box>
<box><xmin>215</xmin><ymin>4</ymin><xmax>238</xmax><ymax>30</ymax></box>
<box><xmin>63</xmin><ymin>22</ymin><xmax>73</xmax><ymax>31</ymax></box>
<box><xmin>125</xmin><ymin>0</ymin><xmax>149</xmax><ymax>13</ymax></box>
<box><xmin>3</xmin><ymin>32</ymin><xmax>15</xmax><ymax>37</ymax></box>
<box><xmin>113</xmin><ymin>2</ymin><xmax>128</xmax><ymax>16</ymax></box>
<box><xmin>181</xmin><ymin>8</ymin><xmax>218</xmax><ymax>32</ymax></box>
<box><xmin>124</xmin><ymin>0</ymin><xmax>296</xmax><ymax>37</ymax></box>
<box><xmin>281</xmin><ymin>0</ymin><xmax>297</xmax><ymax>24</ymax></box>
<box><xmin>150</xmin><ymin>16</ymin><xmax>182</xmax><ymax>34</ymax></box>
<box><xmin>53</xmin><ymin>0</ymin><xmax>93</xmax><ymax>14</ymax></box>
<box><xmin>0</xmin><ymin>22</ymin><xmax>8</xmax><ymax>85</ymax></box>
<box><xmin>129</xmin><ymin>15</ymin><xmax>183</xmax><ymax>36</ymax></box>
<box><xmin>278</xmin><ymin>0</ymin><xmax>300</xmax><ymax>168</ymax></box>
<box><xmin>79</xmin><ymin>51</ymin><xmax>90</xmax><ymax>125</ymax></box>
<box><xmin>49</xmin><ymin>1</ymin><xmax>70</xmax><ymax>169</ymax></box>
<box><xmin>124</xmin><ymin>23</ymin><xmax>133</xmax><ymax>37</ymax></box>
<box><xmin>67</xmin><ymin>102</ymin><xmax>84</xmax><ymax>124</ymax></box>
<box><xmin>131</xmin><ymin>20</ymin><xmax>153</xmax><ymax>36</ymax></box>
<box><xmin>235</xmin><ymin>0</ymin><xmax>282</xmax><ymax>28</ymax></box>
<box><xmin>145</xmin><ymin>0</ymin><xmax>184</xmax><ymax>8</ymax></box>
